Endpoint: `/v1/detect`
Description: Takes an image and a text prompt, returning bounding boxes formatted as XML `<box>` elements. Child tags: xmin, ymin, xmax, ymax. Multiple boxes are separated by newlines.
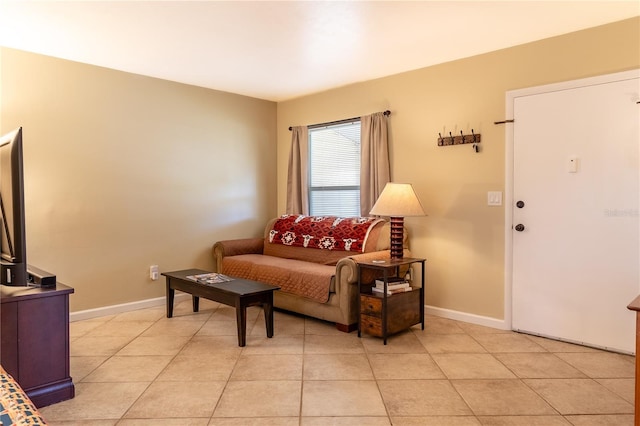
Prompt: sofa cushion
<box><xmin>263</xmin><ymin>243</ymin><xmax>346</xmax><ymax>266</ymax></box>
<box><xmin>222</xmin><ymin>254</ymin><xmax>335</xmax><ymax>303</ymax></box>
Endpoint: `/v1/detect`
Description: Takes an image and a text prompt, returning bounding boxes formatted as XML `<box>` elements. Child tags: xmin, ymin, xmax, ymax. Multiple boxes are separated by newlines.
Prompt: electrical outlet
<box><xmin>150</xmin><ymin>265</ymin><xmax>159</xmax><ymax>281</ymax></box>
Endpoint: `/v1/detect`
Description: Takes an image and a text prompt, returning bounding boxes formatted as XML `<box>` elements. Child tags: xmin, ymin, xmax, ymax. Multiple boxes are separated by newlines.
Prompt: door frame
<box><xmin>503</xmin><ymin>69</ymin><xmax>640</xmax><ymax>330</ymax></box>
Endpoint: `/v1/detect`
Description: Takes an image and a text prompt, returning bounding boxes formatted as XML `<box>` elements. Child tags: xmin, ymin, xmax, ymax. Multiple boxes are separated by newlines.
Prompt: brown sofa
<box><xmin>212</xmin><ymin>215</ymin><xmax>407</xmax><ymax>332</ymax></box>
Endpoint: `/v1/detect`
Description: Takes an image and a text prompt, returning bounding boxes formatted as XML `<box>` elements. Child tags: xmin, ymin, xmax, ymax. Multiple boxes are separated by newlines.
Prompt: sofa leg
<box><xmin>335</xmin><ymin>322</ymin><xmax>357</xmax><ymax>333</ymax></box>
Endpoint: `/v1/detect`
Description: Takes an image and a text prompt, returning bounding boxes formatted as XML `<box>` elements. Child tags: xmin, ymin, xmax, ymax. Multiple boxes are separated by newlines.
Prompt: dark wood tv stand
<box><xmin>1</xmin><ymin>283</ymin><xmax>75</xmax><ymax>407</ymax></box>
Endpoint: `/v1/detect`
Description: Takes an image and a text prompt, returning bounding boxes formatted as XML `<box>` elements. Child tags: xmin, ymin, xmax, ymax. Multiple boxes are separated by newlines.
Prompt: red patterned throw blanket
<box><xmin>269</xmin><ymin>215</ymin><xmax>383</xmax><ymax>253</ymax></box>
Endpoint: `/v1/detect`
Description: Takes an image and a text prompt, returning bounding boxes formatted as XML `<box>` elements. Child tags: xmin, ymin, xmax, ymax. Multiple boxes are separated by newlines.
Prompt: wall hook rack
<box><xmin>437</xmin><ymin>129</ymin><xmax>481</xmax><ymax>151</ymax></box>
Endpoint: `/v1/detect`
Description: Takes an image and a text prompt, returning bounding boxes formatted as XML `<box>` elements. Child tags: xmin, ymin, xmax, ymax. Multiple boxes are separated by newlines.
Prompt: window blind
<box><xmin>308</xmin><ymin>121</ymin><xmax>361</xmax><ymax>216</ymax></box>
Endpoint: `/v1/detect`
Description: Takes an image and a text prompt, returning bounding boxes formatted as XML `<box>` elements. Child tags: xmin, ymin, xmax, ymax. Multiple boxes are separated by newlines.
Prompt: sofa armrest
<box><xmin>212</xmin><ymin>238</ymin><xmax>264</xmax><ymax>273</ymax></box>
<box><xmin>335</xmin><ymin>249</ymin><xmax>414</xmax><ymax>288</ymax></box>
<box><xmin>335</xmin><ymin>250</ymin><xmax>390</xmax><ymax>287</ymax></box>
<box><xmin>330</xmin><ymin>250</ymin><xmax>390</xmax><ymax>325</ymax></box>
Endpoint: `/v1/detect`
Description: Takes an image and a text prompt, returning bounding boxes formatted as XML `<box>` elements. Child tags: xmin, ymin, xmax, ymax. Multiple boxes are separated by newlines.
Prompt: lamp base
<box><xmin>390</xmin><ymin>216</ymin><xmax>404</xmax><ymax>259</ymax></box>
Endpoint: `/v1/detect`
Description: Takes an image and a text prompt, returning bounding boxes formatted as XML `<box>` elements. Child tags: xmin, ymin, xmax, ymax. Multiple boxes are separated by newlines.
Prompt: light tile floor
<box><xmin>40</xmin><ymin>299</ymin><xmax>635</xmax><ymax>425</ymax></box>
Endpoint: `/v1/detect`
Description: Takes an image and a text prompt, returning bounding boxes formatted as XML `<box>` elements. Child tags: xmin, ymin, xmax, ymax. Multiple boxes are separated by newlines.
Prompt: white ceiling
<box><xmin>0</xmin><ymin>1</ymin><xmax>638</xmax><ymax>102</ymax></box>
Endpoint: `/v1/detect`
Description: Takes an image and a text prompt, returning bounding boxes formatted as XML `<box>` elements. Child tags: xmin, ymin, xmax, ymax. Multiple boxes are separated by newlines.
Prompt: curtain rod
<box><xmin>288</xmin><ymin>110</ymin><xmax>390</xmax><ymax>131</ymax></box>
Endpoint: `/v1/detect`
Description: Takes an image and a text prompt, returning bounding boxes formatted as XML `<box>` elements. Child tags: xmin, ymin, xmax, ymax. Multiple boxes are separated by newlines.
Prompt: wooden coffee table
<box><xmin>162</xmin><ymin>269</ymin><xmax>280</xmax><ymax>347</ymax></box>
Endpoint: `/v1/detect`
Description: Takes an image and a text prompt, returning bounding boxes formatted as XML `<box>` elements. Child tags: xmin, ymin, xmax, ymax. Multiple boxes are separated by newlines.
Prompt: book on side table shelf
<box><xmin>186</xmin><ymin>272</ymin><xmax>232</xmax><ymax>286</ymax></box>
<box><xmin>373</xmin><ymin>277</ymin><xmax>412</xmax><ymax>295</ymax></box>
<box><xmin>372</xmin><ymin>286</ymin><xmax>413</xmax><ymax>295</ymax></box>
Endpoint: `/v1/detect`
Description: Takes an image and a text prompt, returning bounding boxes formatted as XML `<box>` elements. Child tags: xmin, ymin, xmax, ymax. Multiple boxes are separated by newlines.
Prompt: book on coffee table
<box><xmin>186</xmin><ymin>272</ymin><xmax>233</xmax><ymax>285</ymax></box>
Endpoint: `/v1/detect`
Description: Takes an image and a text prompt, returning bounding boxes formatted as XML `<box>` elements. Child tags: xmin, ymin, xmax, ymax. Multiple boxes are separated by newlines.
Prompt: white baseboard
<box><xmin>70</xmin><ymin>293</ymin><xmax>191</xmax><ymax>322</ymax></box>
<box><xmin>70</xmin><ymin>296</ymin><xmax>509</xmax><ymax>330</ymax></box>
<box><xmin>425</xmin><ymin>304</ymin><xmax>510</xmax><ymax>330</ymax></box>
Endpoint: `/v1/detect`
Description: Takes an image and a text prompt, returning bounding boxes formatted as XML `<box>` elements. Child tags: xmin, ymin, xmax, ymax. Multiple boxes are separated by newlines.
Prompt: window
<box><xmin>308</xmin><ymin>120</ymin><xmax>361</xmax><ymax>216</ymax></box>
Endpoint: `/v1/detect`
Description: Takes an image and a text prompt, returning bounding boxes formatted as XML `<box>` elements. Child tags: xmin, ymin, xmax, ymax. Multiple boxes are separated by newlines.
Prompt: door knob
<box><xmin>515</xmin><ymin>224</ymin><xmax>525</xmax><ymax>232</ymax></box>
<box><xmin>516</xmin><ymin>201</ymin><xmax>525</xmax><ymax>208</ymax></box>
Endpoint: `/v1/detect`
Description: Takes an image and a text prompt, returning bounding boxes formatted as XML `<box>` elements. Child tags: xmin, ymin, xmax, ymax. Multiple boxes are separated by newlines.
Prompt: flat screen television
<box><xmin>0</xmin><ymin>127</ymin><xmax>27</xmax><ymax>286</ymax></box>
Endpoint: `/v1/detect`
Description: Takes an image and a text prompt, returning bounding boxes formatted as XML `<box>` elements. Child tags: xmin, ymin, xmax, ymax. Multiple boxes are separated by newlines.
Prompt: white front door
<box><xmin>510</xmin><ymin>71</ymin><xmax>639</xmax><ymax>353</ymax></box>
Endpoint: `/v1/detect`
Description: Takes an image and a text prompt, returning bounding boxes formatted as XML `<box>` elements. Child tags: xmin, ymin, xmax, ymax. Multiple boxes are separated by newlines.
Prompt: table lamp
<box><xmin>369</xmin><ymin>183</ymin><xmax>425</xmax><ymax>259</ymax></box>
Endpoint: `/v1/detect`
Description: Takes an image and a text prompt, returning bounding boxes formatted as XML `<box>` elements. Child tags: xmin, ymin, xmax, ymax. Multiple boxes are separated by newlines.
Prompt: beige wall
<box><xmin>1</xmin><ymin>48</ymin><xmax>277</xmax><ymax>312</ymax></box>
<box><xmin>276</xmin><ymin>18</ymin><xmax>640</xmax><ymax>320</ymax></box>
<box><xmin>1</xmin><ymin>18</ymin><xmax>637</xmax><ymax>318</ymax></box>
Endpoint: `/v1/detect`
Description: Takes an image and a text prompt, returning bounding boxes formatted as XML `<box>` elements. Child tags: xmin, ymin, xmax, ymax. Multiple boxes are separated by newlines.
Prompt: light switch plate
<box><xmin>488</xmin><ymin>191</ymin><xmax>502</xmax><ymax>206</ymax></box>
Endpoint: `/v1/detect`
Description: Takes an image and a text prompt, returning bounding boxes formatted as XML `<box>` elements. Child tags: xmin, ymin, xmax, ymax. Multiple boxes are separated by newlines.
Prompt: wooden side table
<box><xmin>357</xmin><ymin>257</ymin><xmax>425</xmax><ymax>344</ymax></box>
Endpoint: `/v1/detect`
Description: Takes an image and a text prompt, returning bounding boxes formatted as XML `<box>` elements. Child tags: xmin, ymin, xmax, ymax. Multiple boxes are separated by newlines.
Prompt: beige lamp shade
<box><xmin>369</xmin><ymin>183</ymin><xmax>425</xmax><ymax>217</ymax></box>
